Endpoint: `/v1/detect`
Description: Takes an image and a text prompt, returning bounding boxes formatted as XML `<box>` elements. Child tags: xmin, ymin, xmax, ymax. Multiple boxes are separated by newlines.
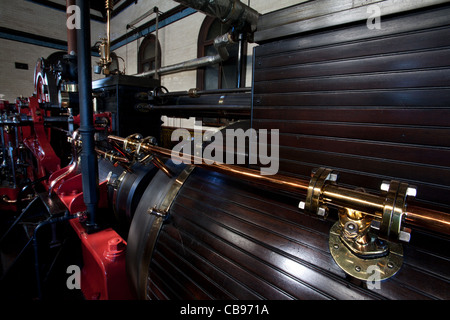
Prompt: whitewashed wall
<box><xmin>0</xmin><ymin>0</ymin><xmax>104</xmax><ymax>101</ymax></box>
<box><xmin>0</xmin><ymin>0</ymin><xmax>306</xmax><ymax>122</ymax></box>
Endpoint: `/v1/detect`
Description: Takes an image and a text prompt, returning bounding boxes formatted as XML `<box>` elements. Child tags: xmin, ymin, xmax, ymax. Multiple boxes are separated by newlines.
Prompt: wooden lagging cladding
<box><xmin>146</xmin><ymin>169</ymin><xmax>450</xmax><ymax>300</ymax></box>
<box><xmin>252</xmin><ymin>4</ymin><xmax>450</xmax><ymax>209</ymax></box>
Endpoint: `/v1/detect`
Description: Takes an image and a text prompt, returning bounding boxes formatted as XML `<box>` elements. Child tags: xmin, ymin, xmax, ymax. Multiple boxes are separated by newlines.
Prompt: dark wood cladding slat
<box><xmin>257</xmin><ymin>0</ymin><xmax>355</xmax><ymax>32</ymax></box>
<box><xmin>255</xmin><ymin>48</ymin><xmax>450</xmax><ymax>82</ymax></box>
<box><xmin>172</xmin><ymin>201</ymin><xmax>377</xmax><ymax>300</ymax></box>
<box><xmin>256</xmin><ymin>5</ymin><xmax>450</xmax><ymax>56</ymax></box>
<box><xmin>393</xmin><ymin>265</ymin><xmax>450</xmax><ymax>300</ymax></box>
<box><xmin>153</xmin><ymin>230</ymin><xmax>236</xmax><ymax>299</ymax></box>
<box><xmin>175</xmin><ymin>191</ymin><xmax>335</xmax><ymax>272</ymax></box>
<box><xmin>255</xmin><ymin>27</ymin><xmax>450</xmax><ymax>69</ymax></box>
<box><xmin>182</xmin><ymin>169</ymin><xmax>449</xmax><ymax>299</ymax></box>
<box><xmin>161</xmin><ymin>221</ymin><xmax>277</xmax><ymax>300</ymax></box>
<box><xmin>147</xmin><ymin>274</ymin><xmax>169</xmax><ymax>300</ymax></box>
<box><xmin>254</xmin><ymin>0</ymin><xmax>450</xmax><ymax>43</ymax></box>
<box><xmin>187</xmin><ymin>170</ymin><xmax>332</xmax><ymax>235</ymax></box>
<box><xmin>181</xmin><ymin>183</ymin><xmax>335</xmax><ymax>260</ymax></box>
<box><xmin>270</xmin><ymin>135</ymin><xmax>450</xmax><ymax>168</ymax></box>
<box><xmin>255</xmin><ymin>69</ymin><xmax>450</xmax><ymax>94</ymax></box>
<box><xmin>148</xmin><ymin>264</ymin><xmax>183</xmax><ymax>300</ymax></box>
<box><xmin>405</xmin><ymin>231</ymin><xmax>450</xmax><ymax>282</ymax></box>
<box><xmin>173</xmin><ymin>191</ymin><xmax>383</xmax><ymax>300</ymax></box>
<box><xmin>151</xmin><ymin>249</ymin><xmax>212</xmax><ymax>299</ymax></box>
<box><xmin>253</xmin><ymin>108</ymin><xmax>450</xmax><ymax>127</ymax></box>
<box><xmin>254</xmin><ymin>89</ymin><xmax>450</xmax><ymax>107</ymax></box>
<box><xmin>170</xmin><ymin>203</ymin><xmax>313</xmax><ymax>299</ymax></box>
<box><xmin>253</xmin><ymin>119</ymin><xmax>450</xmax><ymax>147</ymax></box>
<box><xmin>252</xmin><ymin>5</ymin><xmax>450</xmax><ymax>212</ymax></box>
<box><xmin>276</xmin><ymin>146</ymin><xmax>450</xmax><ymax>187</ymax></box>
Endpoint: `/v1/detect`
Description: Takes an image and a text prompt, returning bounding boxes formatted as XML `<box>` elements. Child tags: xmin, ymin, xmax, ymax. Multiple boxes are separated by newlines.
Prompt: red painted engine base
<box><xmin>70</xmin><ymin>219</ymin><xmax>136</xmax><ymax>300</ymax></box>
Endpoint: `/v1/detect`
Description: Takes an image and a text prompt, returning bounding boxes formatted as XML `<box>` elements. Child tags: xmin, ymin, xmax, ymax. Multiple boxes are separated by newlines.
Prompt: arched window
<box><xmin>197</xmin><ymin>16</ymin><xmax>246</xmax><ymax>90</ymax></box>
<box><xmin>138</xmin><ymin>34</ymin><xmax>161</xmax><ymax>75</ymax></box>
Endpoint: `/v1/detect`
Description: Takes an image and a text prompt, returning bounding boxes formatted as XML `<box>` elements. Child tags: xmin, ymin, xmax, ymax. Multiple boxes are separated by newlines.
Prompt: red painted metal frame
<box><xmin>4</xmin><ymin>93</ymin><xmax>134</xmax><ymax>299</ymax></box>
<box><xmin>0</xmin><ymin>187</ymin><xmax>20</xmax><ymax>212</ymax></box>
<box><xmin>56</xmin><ymin>171</ymin><xmax>135</xmax><ymax>300</ymax></box>
<box><xmin>21</xmin><ymin>97</ymin><xmax>61</xmax><ymax>182</ymax></box>
<box><xmin>70</xmin><ymin>218</ymin><xmax>135</xmax><ymax>300</ymax></box>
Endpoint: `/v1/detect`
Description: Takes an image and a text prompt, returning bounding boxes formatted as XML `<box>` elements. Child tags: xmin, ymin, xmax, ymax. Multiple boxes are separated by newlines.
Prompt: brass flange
<box><xmin>302</xmin><ymin>167</ymin><xmax>416</xmax><ymax>282</ymax></box>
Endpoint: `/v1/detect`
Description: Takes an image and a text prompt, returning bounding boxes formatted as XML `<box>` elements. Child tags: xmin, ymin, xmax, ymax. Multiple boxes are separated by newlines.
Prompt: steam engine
<box><xmin>1</xmin><ymin>0</ymin><xmax>449</xmax><ymax>301</ymax></box>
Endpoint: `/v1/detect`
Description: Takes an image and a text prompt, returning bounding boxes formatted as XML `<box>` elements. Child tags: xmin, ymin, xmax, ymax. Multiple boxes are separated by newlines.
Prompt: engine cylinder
<box><xmin>126</xmin><ymin>162</ymin><xmax>450</xmax><ymax>300</ymax></box>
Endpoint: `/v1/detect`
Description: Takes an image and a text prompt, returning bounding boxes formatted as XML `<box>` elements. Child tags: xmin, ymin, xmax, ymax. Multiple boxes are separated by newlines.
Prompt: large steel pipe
<box><xmin>136</xmin><ymin>54</ymin><xmax>222</xmax><ymax>78</ymax></box>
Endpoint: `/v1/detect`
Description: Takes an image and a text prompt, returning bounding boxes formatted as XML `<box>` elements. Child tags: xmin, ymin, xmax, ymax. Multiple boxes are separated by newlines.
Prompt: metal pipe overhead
<box><xmin>136</xmin><ymin>54</ymin><xmax>222</xmax><ymax>78</ymax></box>
<box><xmin>173</xmin><ymin>0</ymin><xmax>259</xmax><ymax>32</ymax></box>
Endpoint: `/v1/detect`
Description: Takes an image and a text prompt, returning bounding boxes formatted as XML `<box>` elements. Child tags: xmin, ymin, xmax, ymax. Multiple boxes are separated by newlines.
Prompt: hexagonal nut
<box><xmin>108</xmin><ymin>237</ymin><xmax>125</xmax><ymax>253</ymax></box>
<box><xmin>406</xmin><ymin>187</ymin><xmax>417</xmax><ymax>198</ymax></box>
<box><xmin>327</xmin><ymin>173</ymin><xmax>339</xmax><ymax>182</ymax></box>
<box><xmin>317</xmin><ymin>207</ymin><xmax>328</xmax><ymax>217</ymax></box>
<box><xmin>398</xmin><ymin>228</ymin><xmax>411</xmax><ymax>243</ymax></box>
<box><xmin>380</xmin><ymin>181</ymin><xmax>390</xmax><ymax>192</ymax></box>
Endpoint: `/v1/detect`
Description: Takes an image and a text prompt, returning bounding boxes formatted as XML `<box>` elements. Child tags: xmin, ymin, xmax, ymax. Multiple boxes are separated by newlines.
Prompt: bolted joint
<box><xmin>303</xmin><ymin>167</ymin><xmax>337</xmax><ymax>219</ymax></box>
<box><xmin>380</xmin><ymin>180</ymin><xmax>415</xmax><ymax>242</ymax></box>
<box><xmin>398</xmin><ymin>228</ymin><xmax>412</xmax><ymax>243</ymax></box>
<box><xmin>317</xmin><ymin>207</ymin><xmax>328</xmax><ymax>218</ymax></box>
<box><xmin>148</xmin><ymin>207</ymin><xmax>168</xmax><ymax>219</ymax></box>
<box><xmin>298</xmin><ymin>201</ymin><xmax>306</xmax><ymax>210</ymax></box>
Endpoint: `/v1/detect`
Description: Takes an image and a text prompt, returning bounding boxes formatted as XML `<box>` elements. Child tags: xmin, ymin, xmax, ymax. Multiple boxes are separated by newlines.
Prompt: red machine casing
<box><xmin>55</xmin><ymin>168</ymin><xmax>135</xmax><ymax>300</ymax></box>
<box><xmin>70</xmin><ymin>219</ymin><xmax>135</xmax><ymax>300</ymax></box>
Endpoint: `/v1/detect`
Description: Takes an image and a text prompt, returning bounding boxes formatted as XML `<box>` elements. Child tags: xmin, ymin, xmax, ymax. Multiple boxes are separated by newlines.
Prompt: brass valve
<box><xmin>114</xmin><ymin>134</ymin><xmax>174</xmax><ymax>179</ymax></box>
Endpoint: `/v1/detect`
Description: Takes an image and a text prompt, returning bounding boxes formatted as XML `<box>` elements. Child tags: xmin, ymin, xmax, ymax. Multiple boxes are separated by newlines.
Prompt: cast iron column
<box><xmin>76</xmin><ymin>0</ymin><xmax>99</xmax><ymax>231</ymax></box>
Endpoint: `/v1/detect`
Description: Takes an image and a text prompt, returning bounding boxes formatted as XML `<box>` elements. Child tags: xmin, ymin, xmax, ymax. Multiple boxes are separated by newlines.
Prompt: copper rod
<box><xmin>66</xmin><ymin>0</ymin><xmax>77</xmax><ymax>55</ymax></box>
<box><xmin>108</xmin><ymin>135</ymin><xmax>450</xmax><ymax>236</ymax></box>
<box><xmin>151</xmin><ymin>155</ymin><xmax>174</xmax><ymax>178</ymax></box>
<box><xmin>108</xmin><ymin>135</ymin><xmax>309</xmax><ymax>194</ymax></box>
<box><xmin>405</xmin><ymin>204</ymin><xmax>450</xmax><ymax>236</ymax></box>
<box><xmin>95</xmin><ymin>147</ymin><xmax>130</xmax><ymax>163</ymax></box>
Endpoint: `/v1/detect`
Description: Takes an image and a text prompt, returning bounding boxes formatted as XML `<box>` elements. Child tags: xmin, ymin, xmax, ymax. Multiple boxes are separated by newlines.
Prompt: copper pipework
<box><xmin>108</xmin><ymin>135</ymin><xmax>309</xmax><ymax>195</ymax></box>
<box><xmin>66</xmin><ymin>0</ymin><xmax>77</xmax><ymax>55</ymax></box>
<box><xmin>107</xmin><ymin>134</ymin><xmax>450</xmax><ymax>237</ymax></box>
<box><xmin>405</xmin><ymin>205</ymin><xmax>450</xmax><ymax>236</ymax></box>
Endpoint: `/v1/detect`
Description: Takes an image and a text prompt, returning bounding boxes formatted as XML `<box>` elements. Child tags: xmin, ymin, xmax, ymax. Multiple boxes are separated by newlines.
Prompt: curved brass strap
<box><xmin>140</xmin><ymin>165</ymin><xmax>194</xmax><ymax>298</ymax></box>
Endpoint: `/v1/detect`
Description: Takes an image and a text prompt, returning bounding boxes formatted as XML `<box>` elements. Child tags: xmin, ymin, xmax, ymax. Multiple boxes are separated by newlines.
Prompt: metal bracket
<box><xmin>121</xmin><ymin>134</ymin><xmax>174</xmax><ymax>179</ymax></box>
<box><xmin>304</xmin><ymin>167</ymin><xmax>338</xmax><ymax>219</ymax></box>
<box><xmin>329</xmin><ymin>222</ymin><xmax>403</xmax><ymax>281</ymax></box>
<box><xmin>146</xmin><ymin>165</ymin><xmax>195</xmax><ymax>221</ymax></box>
<box><xmin>380</xmin><ymin>180</ymin><xmax>416</xmax><ymax>242</ymax></box>
<box><xmin>148</xmin><ymin>207</ymin><xmax>168</xmax><ymax>219</ymax></box>
<box><xmin>301</xmin><ymin>167</ymin><xmax>416</xmax><ymax>282</ymax></box>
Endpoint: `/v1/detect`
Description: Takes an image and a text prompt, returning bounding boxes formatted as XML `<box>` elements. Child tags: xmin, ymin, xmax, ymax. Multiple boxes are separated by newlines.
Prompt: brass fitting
<box><xmin>302</xmin><ymin>167</ymin><xmax>416</xmax><ymax>281</ymax></box>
